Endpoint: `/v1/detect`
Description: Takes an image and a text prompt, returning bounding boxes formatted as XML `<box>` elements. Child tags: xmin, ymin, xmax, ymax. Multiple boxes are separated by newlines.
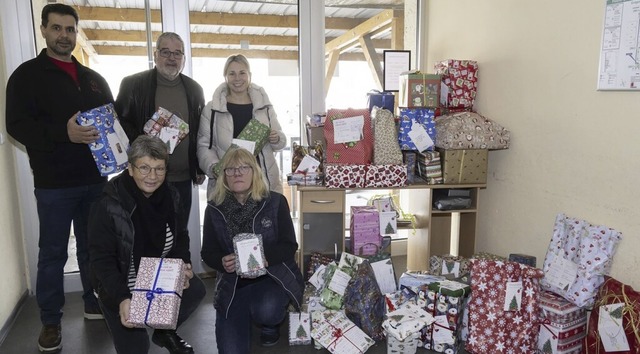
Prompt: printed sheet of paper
<box><xmin>598</xmin><ymin>303</ymin><xmax>630</xmax><ymax>351</ymax></box>
<box><xmin>159</xmin><ymin>127</ymin><xmax>180</xmax><ymax>153</ymax></box>
<box><xmin>431</xmin><ymin>315</ymin><xmax>455</xmax><ymax>344</ymax></box>
<box><xmin>546</xmin><ymin>253</ymin><xmax>578</xmax><ymax>291</ymax></box>
<box><xmin>379</xmin><ymin>211</ymin><xmax>397</xmax><ymax>235</ymax></box>
<box><xmin>295</xmin><ymin>155</ymin><xmax>320</xmax><ymax>174</ymax></box>
<box><xmin>328</xmin><ymin>269</ymin><xmax>352</xmax><ymax>296</ymax></box>
<box><xmin>232</xmin><ymin>138</ymin><xmax>256</xmax><ymax>153</ymax></box>
<box><xmin>152</xmin><ymin>261</ymin><xmax>182</xmax><ymax>291</ymax></box>
<box><xmin>503</xmin><ymin>281</ymin><xmax>523</xmax><ymax>311</ymax></box>
<box><xmin>309</xmin><ymin>264</ymin><xmax>327</xmax><ymax>290</ymax></box>
<box><xmin>441</xmin><ymin>261</ymin><xmax>461</xmax><ymax>278</ymax></box>
<box><xmin>333</xmin><ymin>115</ymin><xmax>364</xmax><ymax>144</ymax></box>
<box><xmin>235</xmin><ymin>237</ymin><xmax>265</xmax><ymax>274</ymax></box>
<box><xmin>407</xmin><ymin>121</ymin><xmax>434</xmax><ymax>152</ymax></box>
<box><xmin>370</xmin><ymin>259</ymin><xmax>397</xmax><ymax>294</ymax></box>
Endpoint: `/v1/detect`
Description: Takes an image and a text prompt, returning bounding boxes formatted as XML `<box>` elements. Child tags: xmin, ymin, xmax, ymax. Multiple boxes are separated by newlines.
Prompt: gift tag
<box><xmin>370</xmin><ymin>259</ymin><xmax>396</xmax><ymax>294</ymax></box>
<box><xmin>333</xmin><ymin>115</ymin><xmax>364</xmax><ymax>144</ymax></box>
<box><xmin>537</xmin><ymin>322</ymin><xmax>559</xmax><ymax>353</ymax></box>
<box><xmin>503</xmin><ymin>281</ymin><xmax>523</xmax><ymax>311</ymax></box>
<box><xmin>309</xmin><ymin>264</ymin><xmax>327</xmax><ymax>290</ymax></box>
<box><xmin>598</xmin><ymin>303</ymin><xmax>630</xmax><ymax>351</ymax></box>
<box><xmin>379</xmin><ymin>211</ymin><xmax>397</xmax><ymax>235</ymax></box>
<box><xmin>232</xmin><ymin>138</ymin><xmax>256</xmax><ymax>154</ymax></box>
<box><xmin>307</xmin><ymin>296</ymin><xmax>326</xmax><ymax>313</ymax></box>
<box><xmin>289</xmin><ymin>312</ymin><xmax>311</xmax><ymax>344</ymax></box>
<box><xmin>152</xmin><ymin>260</ymin><xmax>182</xmax><ymax>291</ymax></box>
<box><xmin>294</xmin><ymin>155</ymin><xmax>320</xmax><ymax>174</ymax></box>
<box><xmin>159</xmin><ymin>126</ymin><xmax>180</xmax><ymax>154</ymax></box>
<box><xmin>106</xmin><ymin>131</ymin><xmax>128</xmax><ymax>164</ymax></box>
<box><xmin>407</xmin><ymin>121</ymin><xmax>434</xmax><ymax>152</ymax></box>
<box><xmin>431</xmin><ymin>315</ymin><xmax>455</xmax><ymax>344</ymax></box>
<box><xmin>441</xmin><ymin>260</ymin><xmax>461</xmax><ymax>277</ymax></box>
<box><xmin>235</xmin><ymin>235</ymin><xmax>266</xmax><ymax>274</ymax></box>
<box><xmin>546</xmin><ymin>253</ymin><xmax>578</xmax><ymax>291</ymax></box>
<box><xmin>328</xmin><ymin>269</ymin><xmax>351</xmax><ymax>296</ymax></box>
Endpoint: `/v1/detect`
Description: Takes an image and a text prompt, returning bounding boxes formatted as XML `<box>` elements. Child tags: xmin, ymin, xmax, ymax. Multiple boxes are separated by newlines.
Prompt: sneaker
<box><xmin>260</xmin><ymin>325</ymin><xmax>280</xmax><ymax>347</ymax></box>
<box><xmin>38</xmin><ymin>324</ymin><xmax>62</xmax><ymax>353</ymax></box>
<box><xmin>83</xmin><ymin>304</ymin><xmax>104</xmax><ymax>320</ymax></box>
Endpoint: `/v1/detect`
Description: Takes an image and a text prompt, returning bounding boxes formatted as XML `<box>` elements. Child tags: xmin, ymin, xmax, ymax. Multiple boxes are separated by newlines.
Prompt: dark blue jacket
<box><xmin>201</xmin><ymin>191</ymin><xmax>304</xmax><ymax>318</ymax></box>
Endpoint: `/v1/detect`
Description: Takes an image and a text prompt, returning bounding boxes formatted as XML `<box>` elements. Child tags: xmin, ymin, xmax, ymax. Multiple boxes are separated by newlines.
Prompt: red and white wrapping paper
<box><xmin>130</xmin><ymin>257</ymin><xmax>185</xmax><ymax>329</ymax></box>
<box><xmin>324</xmin><ymin>108</ymin><xmax>373</xmax><ymax>165</ymax></box>
<box><xmin>434</xmin><ymin>59</ymin><xmax>478</xmax><ymax>109</ymax></box>
<box><xmin>465</xmin><ymin>259</ymin><xmax>544</xmax><ymax>354</ymax></box>
<box><xmin>324</xmin><ymin>164</ymin><xmax>407</xmax><ymax>189</ymax></box>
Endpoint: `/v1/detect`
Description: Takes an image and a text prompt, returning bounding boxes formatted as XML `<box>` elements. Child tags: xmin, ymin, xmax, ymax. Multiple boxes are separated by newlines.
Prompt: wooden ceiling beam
<box><xmin>75</xmin><ymin>6</ymin><xmax>364</xmax><ymax>30</ymax></box>
<box><xmin>83</xmin><ymin>28</ymin><xmax>390</xmax><ymax>48</ymax></box>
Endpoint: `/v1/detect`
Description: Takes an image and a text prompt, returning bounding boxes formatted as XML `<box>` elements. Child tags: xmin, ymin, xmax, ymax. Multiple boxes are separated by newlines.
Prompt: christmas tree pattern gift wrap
<box><xmin>541</xmin><ymin>213</ymin><xmax>622</xmax><ymax>309</ymax></box>
<box><xmin>130</xmin><ymin>257</ymin><xmax>185</xmax><ymax>329</ymax></box>
<box><xmin>465</xmin><ymin>259</ymin><xmax>544</xmax><ymax>354</ymax></box>
<box><xmin>77</xmin><ymin>103</ymin><xmax>130</xmax><ymax>176</ymax></box>
<box><xmin>310</xmin><ymin>310</ymin><xmax>375</xmax><ymax>354</ymax></box>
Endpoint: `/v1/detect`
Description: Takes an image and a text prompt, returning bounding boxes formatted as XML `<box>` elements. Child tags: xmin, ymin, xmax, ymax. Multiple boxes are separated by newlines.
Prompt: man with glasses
<box><xmin>5</xmin><ymin>3</ymin><xmax>113</xmax><ymax>353</ymax></box>
<box><xmin>115</xmin><ymin>32</ymin><xmax>205</xmax><ymax>234</ymax></box>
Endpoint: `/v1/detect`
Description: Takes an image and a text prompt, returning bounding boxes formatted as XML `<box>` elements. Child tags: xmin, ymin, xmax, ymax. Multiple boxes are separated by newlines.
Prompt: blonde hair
<box><xmin>222</xmin><ymin>54</ymin><xmax>251</xmax><ymax>77</ymax></box>
<box><xmin>211</xmin><ymin>147</ymin><xmax>269</xmax><ymax>205</ymax></box>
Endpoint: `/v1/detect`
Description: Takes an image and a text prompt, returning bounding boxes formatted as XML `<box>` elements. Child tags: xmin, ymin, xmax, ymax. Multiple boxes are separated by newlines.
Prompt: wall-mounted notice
<box><xmin>598</xmin><ymin>0</ymin><xmax>640</xmax><ymax>90</ymax></box>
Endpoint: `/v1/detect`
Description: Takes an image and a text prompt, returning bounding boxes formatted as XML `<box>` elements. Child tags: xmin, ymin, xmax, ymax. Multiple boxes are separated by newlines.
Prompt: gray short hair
<box><xmin>156</xmin><ymin>32</ymin><xmax>184</xmax><ymax>51</ymax></box>
<box><xmin>127</xmin><ymin>135</ymin><xmax>169</xmax><ymax>164</ymax></box>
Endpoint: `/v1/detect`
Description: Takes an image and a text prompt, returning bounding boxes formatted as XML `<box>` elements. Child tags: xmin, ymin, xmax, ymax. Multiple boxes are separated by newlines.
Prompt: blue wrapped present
<box><xmin>367</xmin><ymin>90</ymin><xmax>395</xmax><ymax>113</ymax></box>
<box><xmin>77</xmin><ymin>103</ymin><xmax>130</xmax><ymax>176</ymax></box>
<box><xmin>398</xmin><ymin>108</ymin><xmax>436</xmax><ymax>152</ymax></box>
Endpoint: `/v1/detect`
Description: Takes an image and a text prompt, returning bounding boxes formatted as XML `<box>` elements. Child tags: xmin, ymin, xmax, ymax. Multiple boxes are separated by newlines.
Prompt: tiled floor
<box><xmin>0</xmin><ymin>259</ymin><xmax>469</xmax><ymax>354</ymax></box>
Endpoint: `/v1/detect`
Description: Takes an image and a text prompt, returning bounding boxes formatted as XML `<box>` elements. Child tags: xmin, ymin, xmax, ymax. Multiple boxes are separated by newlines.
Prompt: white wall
<box><xmin>0</xmin><ymin>16</ymin><xmax>30</xmax><ymax>332</ymax></box>
<box><xmin>425</xmin><ymin>0</ymin><xmax>640</xmax><ymax>288</ymax></box>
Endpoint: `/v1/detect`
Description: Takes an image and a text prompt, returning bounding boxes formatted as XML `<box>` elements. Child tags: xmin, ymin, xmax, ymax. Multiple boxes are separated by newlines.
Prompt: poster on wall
<box><xmin>383</xmin><ymin>50</ymin><xmax>411</xmax><ymax>92</ymax></box>
<box><xmin>597</xmin><ymin>0</ymin><xmax>640</xmax><ymax>90</ymax></box>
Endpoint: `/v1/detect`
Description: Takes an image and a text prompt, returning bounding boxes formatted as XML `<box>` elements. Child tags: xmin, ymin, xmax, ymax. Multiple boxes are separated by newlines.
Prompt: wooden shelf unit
<box><xmin>295</xmin><ymin>183</ymin><xmax>486</xmax><ymax>274</ymax></box>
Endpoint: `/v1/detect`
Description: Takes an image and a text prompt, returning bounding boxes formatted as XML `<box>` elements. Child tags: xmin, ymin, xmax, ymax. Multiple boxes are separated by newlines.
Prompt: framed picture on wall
<box><xmin>383</xmin><ymin>50</ymin><xmax>411</xmax><ymax>92</ymax></box>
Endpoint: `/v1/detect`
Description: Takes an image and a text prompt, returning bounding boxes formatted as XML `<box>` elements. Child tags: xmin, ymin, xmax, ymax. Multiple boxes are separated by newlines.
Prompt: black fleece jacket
<box><xmin>5</xmin><ymin>49</ymin><xmax>113</xmax><ymax>188</ymax></box>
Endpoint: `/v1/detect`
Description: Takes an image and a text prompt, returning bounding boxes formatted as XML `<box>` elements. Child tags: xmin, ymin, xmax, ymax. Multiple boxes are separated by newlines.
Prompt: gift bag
<box><xmin>344</xmin><ymin>261</ymin><xmax>386</xmax><ymax>341</ymax></box>
<box><xmin>371</xmin><ymin>107</ymin><xmax>403</xmax><ymax>165</ymax></box>
<box><xmin>541</xmin><ymin>214</ymin><xmax>622</xmax><ymax>308</ymax></box>
<box><xmin>324</xmin><ymin>108</ymin><xmax>373</xmax><ymax>164</ymax></box>
<box><xmin>584</xmin><ymin>276</ymin><xmax>640</xmax><ymax>354</ymax></box>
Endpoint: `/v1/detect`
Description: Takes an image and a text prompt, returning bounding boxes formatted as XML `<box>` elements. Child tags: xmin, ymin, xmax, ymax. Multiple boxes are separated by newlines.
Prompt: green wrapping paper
<box><xmin>212</xmin><ymin>118</ymin><xmax>270</xmax><ymax>176</ymax></box>
<box><xmin>427</xmin><ymin>280</ymin><xmax>471</xmax><ymax>298</ymax></box>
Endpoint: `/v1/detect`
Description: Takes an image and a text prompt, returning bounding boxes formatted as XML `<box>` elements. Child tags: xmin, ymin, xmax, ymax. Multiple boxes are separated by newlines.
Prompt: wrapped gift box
<box><xmin>537</xmin><ymin>317</ymin><xmax>586</xmax><ymax>354</ymax></box>
<box><xmin>324</xmin><ymin>164</ymin><xmax>407</xmax><ymax>189</ymax></box>
<box><xmin>465</xmin><ymin>259</ymin><xmax>544</xmax><ymax>354</ymax></box>
<box><xmin>398</xmin><ymin>108</ymin><xmax>436</xmax><ymax>152</ymax></box>
<box><xmin>367</xmin><ymin>90</ymin><xmax>395</xmax><ymax>112</ymax></box>
<box><xmin>416</xmin><ymin>151</ymin><xmax>443</xmax><ymax>184</ymax></box>
<box><xmin>428</xmin><ymin>255</ymin><xmax>470</xmax><ymax>278</ymax></box>
<box><xmin>311</xmin><ymin>310</ymin><xmax>375</xmax><ymax>354</ymax></box>
<box><xmin>402</xmin><ymin>151</ymin><xmax>417</xmax><ymax>184</ymax></box>
<box><xmin>324</xmin><ymin>108</ymin><xmax>373</xmax><ymax>165</ymax></box>
<box><xmin>398</xmin><ymin>272</ymin><xmax>445</xmax><ymax>290</ymax></box>
<box><xmin>438</xmin><ymin>148</ymin><xmax>488</xmax><ymax>184</ymax></box>
<box><xmin>77</xmin><ymin>103</ymin><xmax>130</xmax><ymax>176</ymax></box>
<box><xmin>130</xmin><ymin>257</ymin><xmax>185</xmax><ymax>329</ymax></box>
<box><xmin>387</xmin><ymin>332</ymin><xmax>420</xmax><ymax>354</ymax></box>
<box><xmin>434</xmin><ymin>59</ymin><xmax>478</xmax><ymax>109</ymax></box>
<box><xmin>398</xmin><ymin>71</ymin><xmax>441</xmax><ymax>108</ymax></box>
<box><xmin>383</xmin><ymin>303</ymin><xmax>435</xmax><ymax>341</ymax></box>
<box><xmin>350</xmin><ymin>206</ymin><xmax>381</xmax><ymax>256</ymax></box>
<box><xmin>143</xmin><ymin>107</ymin><xmax>189</xmax><ymax>154</ymax></box>
<box><xmin>289</xmin><ymin>312</ymin><xmax>312</xmax><ymax>345</ymax></box>
<box><xmin>539</xmin><ymin>291</ymin><xmax>586</xmax><ymax>326</ymax></box>
<box><xmin>435</xmin><ymin>111</ymin><xmax>510</xmax><ymax>150</ymax></box>
<box><xmin>212</xmin><ymin>118</ymin><xmax>270</xmax><ymax>176</ymax></box>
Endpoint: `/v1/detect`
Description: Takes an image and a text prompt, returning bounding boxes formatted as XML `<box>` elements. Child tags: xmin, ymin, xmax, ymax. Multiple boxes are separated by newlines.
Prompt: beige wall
<box><xmin>426</xmin><ymin>0</ymin><xmax>640</xmax><ymax>288</ymax></box>
<box><xmin>0</xmin><ymin>20</ymin><xmax>29</xmax><ymax>329</ymax></box>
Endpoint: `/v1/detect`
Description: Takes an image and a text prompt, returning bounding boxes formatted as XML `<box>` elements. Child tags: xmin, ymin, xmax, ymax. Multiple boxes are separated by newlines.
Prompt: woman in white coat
<box><xmin>198</xmin><ymin>54</ymin><xmax>286</xmax><ymax>197</ymax></box>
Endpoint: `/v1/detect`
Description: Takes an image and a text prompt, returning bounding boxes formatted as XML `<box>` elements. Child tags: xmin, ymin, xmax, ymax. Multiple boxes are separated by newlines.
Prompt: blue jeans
<box><xmin>34</xmin><ymin>183</ymin><xmax>105</xmax><ymax>325</ymax></box>
<box><xmin>215</xmin><ymin>277</ymin><xmax>290</xmax><ymax>354</ymax></box>
<box><xmin>99</xmin><ymin>274</ymin><xmax>205</xmax><ymax>354</ymax></box>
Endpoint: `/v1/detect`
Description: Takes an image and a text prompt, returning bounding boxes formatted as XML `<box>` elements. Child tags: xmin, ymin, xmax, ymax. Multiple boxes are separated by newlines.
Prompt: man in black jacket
<box><xmin>5</xmin><ymin>4</ymin><xmax>113</xmax><ymax>353</ymax></box>
<box><xmin>115</xmin><ymin>32</ymin><xmax>205</xmax><ymax>231</ymax></box>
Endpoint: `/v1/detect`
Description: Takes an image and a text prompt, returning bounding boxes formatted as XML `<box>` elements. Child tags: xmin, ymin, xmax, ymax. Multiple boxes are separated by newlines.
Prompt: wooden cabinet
<box><xmin>296</xmin><ymin>183</ymin><xmax>485</xmax><ymax>274</ymax></box>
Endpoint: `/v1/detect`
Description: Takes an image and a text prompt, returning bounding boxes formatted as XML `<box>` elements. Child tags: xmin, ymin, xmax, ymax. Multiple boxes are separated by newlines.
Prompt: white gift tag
<box><xmin>112</xmin><ymin>118</ymin><xmax>130</xmax><ymax>148</ymax></box>
<box><xmin>546</xmin><ymin>253</ymin><xmax>578</xmax><ymax>291</ymax></box>
<box><xmin>232</xmin><ymin>138</ymin><xmax>256</xmax><ymax>153</ymax></box>
<box><xmin>598</xmin><ymin>303</ymin><xmax>630</xmax><ymax>351</ymax></box>
<box><xmin>537</xmin><ymin>323</ymin><xmax>559</xmax><ymax>353</ymax></box>
<box><xmin>431</xmin><ymin>315</ymin><xmax>455</xmax><ymax>344</ymax></box>
<box><xmin>295</xmin><ymin>155</ymin><xmax>320</xmax><ymax>174</ymax></box>
<box><xmin>309</xmin><ymin>264</ymin><xmax>327</xmax><ymax>290</ymax></box>
<box><xmin>106</xmin><ymin>131</ymin><xmax>128</xmax><ymax>164</ymax></box>
<box><xmin>159</xmin><ymin>126</ymin><xmax>180</xmax><ymax>153</ymax></box>
<box><xmin>333</xmin><ymin>115</ymin><xmax>364</xmax><ymax>144</ymax></box>
<box><xmin>328</xmin><ymin>269</ymin><xmax>351</xmax><ymax>296</ymax></box>
<box><xmin>441</xmin><ymin>261</ymin><xmax>461</xmax><ymax>277</ymax></box>
<box><xmin>379</xmin><ymin>211</ymin><xmax>397</xmax><ymax>235</ymax></box>
<box><xmin>152</xmin><ymin>261</ymin><xmax>182</xmax><ymax>291</ymax></box>
<box><xmin>407</xmin><ymin>121</ymin><xmax>434</xmax><ymax>152</ymax></box>
<box><xmin>306</xmin><ymin>296</ymin><xmax>326</xmax><ymax>313</ymax></box>
<box><xmin>289</xmin><ymin>312</ymin><xmax>311</xmax><ymax>343</ymax></box>
<box><xmin>370</xmin><ymin>259</ymin><xmax>397</xmax><ymax>294</ymax></box>
<box><xmin>235</xmin><ymin>237</ymin><xmax>265</xmax><ymax>273</ymax></box>
<box><xmin>503</xmin><ymin>281</ymin><xmax>523</xmax><ymax>311</ymax></box>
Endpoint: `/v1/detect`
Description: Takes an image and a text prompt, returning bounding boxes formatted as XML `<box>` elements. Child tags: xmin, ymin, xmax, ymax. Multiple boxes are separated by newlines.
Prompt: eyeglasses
<box><xmin>158</xmin><ymin>48</ymin><xmax>184</xmax><ymax>59</ymax></box>
<box><xmin>133</xmin><ymin>164</ymin><xmax>167</xmax><ymax>176</ymax></box>
<box><xmin>224</xmin><ymin>165</ymin><xmax>252</xmax><ymax>176</ymax></box>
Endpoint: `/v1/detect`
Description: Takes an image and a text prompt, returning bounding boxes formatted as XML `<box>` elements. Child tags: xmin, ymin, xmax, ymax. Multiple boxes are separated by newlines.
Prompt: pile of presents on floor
<box><xmin>287</xmin><ymin>213</ymin><xmax>639</xmax><ymax>354</ymax></box>
<box><xmin>288</xmin><ymin>59</ymin><xmax>511</xmax><ymax>188</ymax></box>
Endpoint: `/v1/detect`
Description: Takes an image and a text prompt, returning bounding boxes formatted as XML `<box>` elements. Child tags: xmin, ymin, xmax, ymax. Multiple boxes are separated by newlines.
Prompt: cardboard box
<box><xmin>129</xmin><ymin>257</ymin><xmax>185</xmax><ymax>329</ymax></box>
<box><xmin>76</xmin><ymin>103</ymin><xmax>129</xmax><ymax>176</ymax></box>
<box><xmin>398</xmin><ymin>71</ymin><xmax>441</xmax><ymax>108</ymax></box>
<box><xmin>438</xmin><ymin>148</ymin><xmax>488</xmax><ymax>184</ymax></box>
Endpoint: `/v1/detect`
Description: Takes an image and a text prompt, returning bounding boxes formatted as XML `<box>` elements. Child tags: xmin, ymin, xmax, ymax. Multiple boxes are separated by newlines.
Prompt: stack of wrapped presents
<box><xmin>288</xmin><ymin>59</ymin><xmax>512</xmax><ymax>188</ymax></box>
<box><xmin>285</xmin><ymin>211</ymin><xmax>636</xmax><ymax>354</ymax></box>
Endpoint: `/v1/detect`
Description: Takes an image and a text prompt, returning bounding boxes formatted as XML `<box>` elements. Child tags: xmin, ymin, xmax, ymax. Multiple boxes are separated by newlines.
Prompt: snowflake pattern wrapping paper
<box><xmin>465</xmin><ymin>259</ymin><xmax>544</xmax><ymax>354</ymax></box>
<box><xmin>129</xmin><ymin>257</ymin><xmax>185</xmax><ymax>329</ymax></box>
<box><xmin>541</xmin><ymin>214</ymin><xmax>622</xmax><ymax>309</ymax></box>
